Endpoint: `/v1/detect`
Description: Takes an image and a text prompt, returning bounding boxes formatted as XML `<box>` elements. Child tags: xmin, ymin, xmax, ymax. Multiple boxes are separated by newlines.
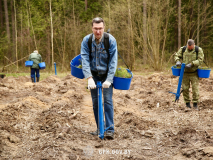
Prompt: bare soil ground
<box><xmin>0</xmin><ymin>72</ymin><xmax>213</xmax><ymax>160</ymax></box>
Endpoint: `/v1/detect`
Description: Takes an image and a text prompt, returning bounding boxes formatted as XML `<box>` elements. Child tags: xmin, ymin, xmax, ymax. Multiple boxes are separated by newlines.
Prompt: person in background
<box><xmin>174</xmin><ymin>39</ymin><xmax>204</xmax><ymax>110</ymax></box>
<box><xmin>28</xmin><ymin>50</ymin><xmax>42</xmax><ymax>82</ymax></box>
<box><xmin>81</xmin><ymin>17</ymin><xmax>118</xmax><ymax>139</ymax></box>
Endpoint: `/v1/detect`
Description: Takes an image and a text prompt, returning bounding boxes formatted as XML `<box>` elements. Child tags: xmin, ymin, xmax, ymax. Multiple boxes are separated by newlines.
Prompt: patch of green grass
<box><xmin>0</xmin><ymin>71</ymin><xmax>70</xmax><ymax>81</ymax></box>
<box><xmin>3</xmin><ymin>72</ymin><xmax>29</xmax><ymax>77</ymax></box>
<box><xmin>40</xmin><ymin>72</ymin><xmax>70</xmax><ymax>81</ymax></box>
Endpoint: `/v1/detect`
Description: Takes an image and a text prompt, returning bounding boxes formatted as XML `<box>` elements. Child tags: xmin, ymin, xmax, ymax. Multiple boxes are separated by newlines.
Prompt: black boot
<box><xmin>36</xmin><ymin>77</ymin><xmax>39</xmax><ymax>82</ymax></box>
<box><xmin>31</xmin><ymin>78</ymin><xmax>35</xmax><ymax>83</ymax></box>
<box><xmin>193</xmin><ymin>103</ymin><xmax>198</xmax><ymax>110</ymax></box>
<box><xmin>186</xmin><ymin>102</ymin><xmax>191</xmax><ymax>108</ymax></box>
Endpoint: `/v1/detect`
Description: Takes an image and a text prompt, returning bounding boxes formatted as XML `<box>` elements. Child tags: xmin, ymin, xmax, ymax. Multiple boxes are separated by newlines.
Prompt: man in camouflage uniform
<box><xmin>174</xmin><ymin>39</ymin><xmax>204</xmax><ymax>109</ymax></box>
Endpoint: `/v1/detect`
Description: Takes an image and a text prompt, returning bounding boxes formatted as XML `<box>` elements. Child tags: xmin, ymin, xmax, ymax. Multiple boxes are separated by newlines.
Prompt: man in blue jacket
<box><xmin>81</xmin><ymin>17</ymin><xmax>118</xmax><ymax>139</ymax></box>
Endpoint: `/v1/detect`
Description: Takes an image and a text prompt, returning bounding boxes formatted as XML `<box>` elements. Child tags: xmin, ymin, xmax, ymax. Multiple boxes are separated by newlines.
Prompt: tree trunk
<box><xmin>0</xmin><ymin>0</ymin><xmax>3</xmax><ymax>30</ymax></box>
<box><xmin>28</xmin><ymin>3</ymin><xmax>37</xmax><ymax>50</ymax></box>
<box><xmin>108</xmin><ymin>0</ymin><xmax>110</xmax><ymax>29</ymax></box>
<box><xmin>129</xmin><ymin>0</ymin><xmax>134</xmax><ymax>70</ymax></box>
<box><xmin>4</xmin><ymin>0</ymin><xmax>10</xmax><ymax>60</ymax></box>
<box><xmin>85</xmin><ymin>0</ymin><xmax>87</xmax><ymax>11</ymax></box>
<box><xmin>189</xmin><ymin>1</ymin><xmax>194</xmax><ymax>38</ymax></box>
<box><xmin>203</xmin><ymin>0</ymin><xmax>207</xmax><ymax>60</ymax></box>
<box><xmin>25</xmin><ymin>0</ymin><xmax>31</xmax><ymax>54</ymax></box>
<box><xmin>11</xmin><ymin>0</ymin><xmax>15</xmax><ymax>60</ymax></box>
<box><xmin>143</xmin><ymin>0</ymin><xmax>147</xmax><ymax>64</ymax></box>
<box><xmin>178</xmin><ymin>0</ymin><xmax>181</xmax><ymax>48</ymax></box>
<box><xmin>127</xmin><ymin>0</ymin><xmax>134</xmax><ymax>70</ymax></box>
<box><xmin>62</xmin><ymin>0</ymin><xmax>66</xmax><ymax>71</ymax></box>
<box><xmin>20</xmin><ymin>5</ymin><xmax>23</xmax><ymax>62</ymax></box>
<box><xmin>47</xmin><ymin>27</ymin><xmax>50</xmax><ymax>65</ymax></box>
<box><xmin>72</xmin><ymin>0</ymin><xmax>77</xmax><ymax>57</ymax></box>
<box><xmin>14</xmin><ymin>0</ymin><xmax>18</xmax><ymax>70</ymax></box>
<box><xmin>197</xmin><ymin>0</ymin><xmax>200</xmax><ymax>46</ymax></box>
<box><xmin>174</xmin><ymin>0</ymin><xmax>178</xmax><ymax>51</ymax></box>
<box><xmin>127</xmin><ymin>0</ymin><xmax>130</xmax><ymax>66</ymax></box>
<box><xmin>4</xmin><ymin>0</ymin><xmax>10</xmax><ymax>43</ymax></box>
<box><xmin>50</xmin><ymin>0</ymin><xmax>54</xmax><ymax>71</ymax></box>
<box><xmin>62</xmin><ymin>21</ymin><xmax>66</xmax><ymax>71</ymax></box>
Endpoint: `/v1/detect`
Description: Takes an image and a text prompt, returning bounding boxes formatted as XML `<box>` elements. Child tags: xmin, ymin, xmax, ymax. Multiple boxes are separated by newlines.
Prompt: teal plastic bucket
<box><xmin>39</xmin><ymin>62</ymin><xmax>46</xmax><ymax>69</ymax></box>
<box><xmin>25</xmin><ymin>61</ymin><xmax>33</xmax><ymax>67</ymax></box>
<box><xmin>70</xmin><ymin>54</ymin><xmax>84</xmax><ymax>79</ymax></box>
<box><xmin>113</xmin><ymin>69</ymin><xmax>133</xmax><ymax>90</ymax></box>
<box><xmin>198</xmin><ymin>68</ymin><xmax>211</xmax><ymax>78</ymax></box>
<box><xmin>171</xmin><ymin>66</ymin><xmax>181</xmax><ymax>76</ymax></box>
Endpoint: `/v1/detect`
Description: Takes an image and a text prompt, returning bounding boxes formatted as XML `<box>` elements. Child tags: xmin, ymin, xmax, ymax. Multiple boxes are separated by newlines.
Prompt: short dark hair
<box><xmin>187</xmin><ymin>39</ymin><xmax>195</xmax><ymax>46</ymax></box>
<box><xmin>92</xmin><ymin>17</ymin><xmax>105</xmax><ymax>26</ymax></box>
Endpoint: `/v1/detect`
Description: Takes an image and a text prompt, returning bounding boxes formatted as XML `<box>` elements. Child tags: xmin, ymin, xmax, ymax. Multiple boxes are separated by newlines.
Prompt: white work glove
<box><xmin>103</xmin><ymin>80</ymin><xmax>111</xmax><ymax>88</ymax></box>
<box><xmin>88</xmin><ymin>77</ymin><xmax>96</xmax><ymax>89</ymax></box>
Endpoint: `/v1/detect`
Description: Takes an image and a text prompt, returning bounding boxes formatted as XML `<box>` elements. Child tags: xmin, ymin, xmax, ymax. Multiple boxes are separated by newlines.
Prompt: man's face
<box><xmin>92</xmin><ymin>22</ymin><xmax>104</xmax><ymax>40</ymax></box>
<box><xmin>187</xmin><ymin>44</ymin><xmax>195</xmax><ymax>51</ymax></box>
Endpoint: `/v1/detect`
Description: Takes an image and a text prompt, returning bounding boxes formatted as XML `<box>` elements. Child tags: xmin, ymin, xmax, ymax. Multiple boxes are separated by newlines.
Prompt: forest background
<box><xmin>0</xmin><ymin>0</ymin><xmax>212</xmax><ymax>72</ymax></box>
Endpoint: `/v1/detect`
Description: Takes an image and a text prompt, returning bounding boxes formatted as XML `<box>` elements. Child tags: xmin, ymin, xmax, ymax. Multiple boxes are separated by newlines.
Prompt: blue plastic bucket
<box><xmin>70</xmin><ymin>54</ymin><xmax>84</xmax><ymax>79</ymax></box>
<box><xmin>197</xmin><ymin>68</ymin><xmax>211</xmax><ymax>78</ymax></box>
<box><xmin>171</xmin><ymin>66</ymin><xmax>181</xmax><ymax>76</ymax></box>
<box><xmin>113</xmin><ymin>69</ymin><xmax>133</xmax><ymax>90</ymax></box>
<box><xmin>25</xmin><ymin>61</ymin><xmax>33</xmax><ymax>67</ymax></box>
<box><xmin>39</xmin><ymin>62</ymin><xmax>46</xmax><ymax>69</ymax></box>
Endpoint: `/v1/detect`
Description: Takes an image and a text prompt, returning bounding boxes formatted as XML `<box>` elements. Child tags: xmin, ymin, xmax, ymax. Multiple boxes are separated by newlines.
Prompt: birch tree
<box><xmin>143</xmin><ymin>0</ymin><xmax>147</xmax><ymax>64</ymax></box>
<box><xmin>50</xmin><ymin>0</ymin><xmax>54</xmax><ymax>70</ymax></box>
<box><xmin>178</xmin><ymin>0</ymin><xmax>181</xmax><ymax>48</ymax></box>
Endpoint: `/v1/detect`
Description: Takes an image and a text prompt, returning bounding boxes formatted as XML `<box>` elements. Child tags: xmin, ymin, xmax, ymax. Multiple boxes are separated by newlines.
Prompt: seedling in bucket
<box><xmin>76</xmin><ymin>59</ymin><xmax>82</xmax><ymax>69</ymax></box>
<box><xmin>171</xmin><ymin>65</ymin><xmax>182</xmax><ymax>76</ymax></box>
<box><xmin>114</xmin><ymin>67</ymin><xmax>132</xmax><ymax>78</ymax></box>
<box><xmin>113</xmin><ymin>68</ymin><xmax>133</xmax><ymax>90</ymax></box>
<box><xmin>169</xmin><ymin>63</ymin><xmax>185</xmax><ymax>102</ymax></box>
<box><xmin>197</xmin><ymin>66</ymin><xmax>211</xmax><ymax>78</ymax></box>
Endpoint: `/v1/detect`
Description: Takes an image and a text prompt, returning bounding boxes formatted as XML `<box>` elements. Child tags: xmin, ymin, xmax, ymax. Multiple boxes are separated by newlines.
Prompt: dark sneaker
<box><xmin>193</xmin><ymin>103</ymin><xmax>198</xmax><ymax>110</ymax></box>
<box><xmin>105</xmin><ymin>131</ymin><xmax>114</xmax><ymax>140</ymax></box>
<box><xmin>186</xmin><ymin>103</ymin><xmax>191</xmax><ymax>108</ymax></box>
<box><xmin>90</xmin><ymin>130</ymin><xmax>99</xmax><ymax>136</ymax></box>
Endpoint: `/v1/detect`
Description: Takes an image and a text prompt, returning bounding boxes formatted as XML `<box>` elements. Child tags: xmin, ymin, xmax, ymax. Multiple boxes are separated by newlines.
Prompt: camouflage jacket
<box><xmin>29</xmin><ymin>52</ymin><xmax>42</xmax><ymax>69</ymax></box>
<box><xmin>174</xmin><ymin>46</ymin><xmax>204</xmax><ymax>73</ymax></box>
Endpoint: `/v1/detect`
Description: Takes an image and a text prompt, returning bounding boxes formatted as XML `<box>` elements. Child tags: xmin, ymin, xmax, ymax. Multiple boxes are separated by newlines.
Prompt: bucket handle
<box><xmin>203</xmin><ymin>60</ymin><xmax>209</xmax><ymax>68</ymax></box>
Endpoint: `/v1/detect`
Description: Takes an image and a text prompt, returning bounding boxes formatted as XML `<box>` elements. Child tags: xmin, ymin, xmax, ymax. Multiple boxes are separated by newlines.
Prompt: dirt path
<box><xmin>80</xmin><ymin>91</ymin><xmax>96</xmax><ymax>129</ymax></box>
<box><xmin>0</xmin><ymin>73</ymin><xmax>213</xmax><ymax>159</ymax></box>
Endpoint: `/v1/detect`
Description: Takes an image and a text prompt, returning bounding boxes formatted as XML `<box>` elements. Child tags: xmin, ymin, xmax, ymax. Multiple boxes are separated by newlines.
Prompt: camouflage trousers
<box><xmin>182</xmin><ymin>72</ymin><xmax>199</xmax><ymax>103</ymax></box>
